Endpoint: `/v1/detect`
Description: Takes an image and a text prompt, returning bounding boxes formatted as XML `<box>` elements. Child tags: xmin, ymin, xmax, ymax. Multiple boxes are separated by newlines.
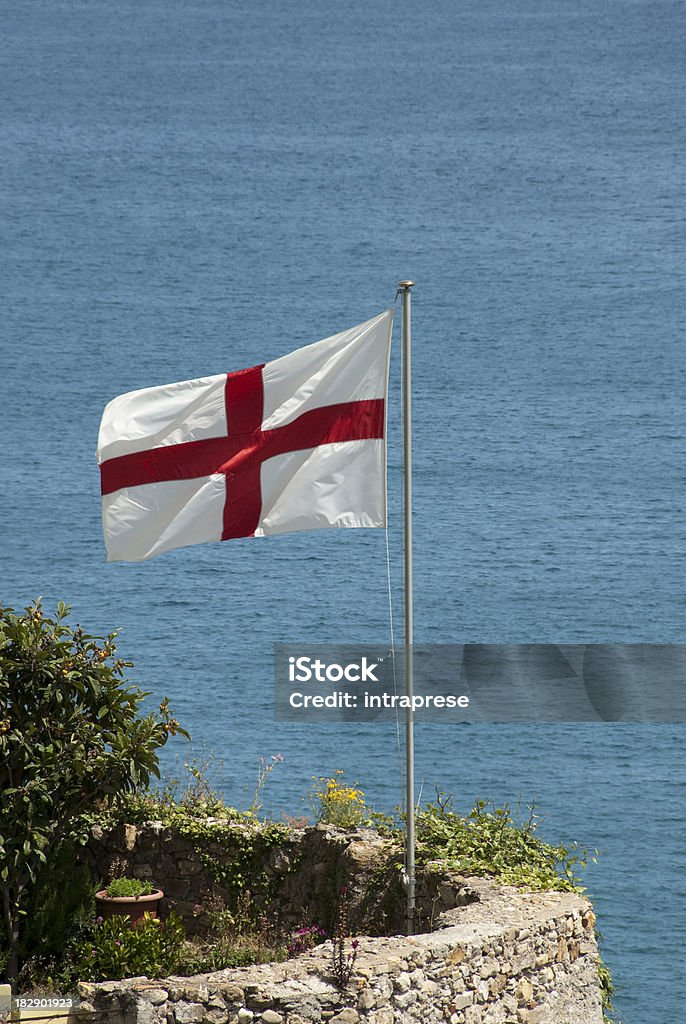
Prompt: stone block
<box><xmin>123</xmin><ymin>824</ymin><xmax>138</xmax><ymax>851</ymax></box>
<box><xmin>357</xmin><ymin>989</ymin><xmax>375</xmax><ymax>1011</ymax></box>
<box><xmin>244</xmin><ymin>992</ymin><xmax>273</xmax><ymax>1012</ymax></box>
<box><xmin>489</xmin><ymin>973</ymin><xmax>507</xmax><ymax>997</ymax></box>
<box><xmin>139</xmin><ymin>989</ymin><xmax>169</xmax><ymax>1006</ymax></box>
<box><xmin>450</xmin><ymin>993</ymin><xmax>474</xmax><ymax>1011</ymax></box>
<box><xmin>259</xmin><ymin>1012</ymin><xmax>284</xmax><ymax>1024</ymax></box>
<box><xmin>393</xmin><ymin>990</ymin><xmax>416</xmax><ymax>1009</ymax></box>
<box><xmin>475</xmin><ymin>980</ymin><xmax>490</xmax><ymax>1003</ymax></box>
<box><xmin>480</xmin><ymin>959</ymin><xmax>498</xmax><ymax>978</ymax></box>
<box><xmin>393</xmin><ymin>972</ymin><xmax>411</xmax><ymax>993</ymax></box>
<box><xmin>329</xmin><ymin>1010</ymin><xmax>359</xmax><ymax>1024</ymax></box>
<box><xmin>218</xmin><ymin>986</ymin><xmax>245</xmax><ymax>1005</ymax></box>
<box><xmin>517</xmin><ymin>978</ymin><xmax>533</xmax><ymax>1003</ymax></box>
<box><xmin>202</xmin><ymin>1011</ymin><xmax>228</xmax><ymax>1024</ymax></box>
<box><xmin>174</xmin><ymin>1004</ymin><xmax>205</xmax><ymax>1024</ymax></box>
<box><xmin>368</xmin><ymin>1010</ymin><xmax>394</xmax><ymax>1024</ymax></box>
<box><xmin>582</xmin><ymin>910</ymin><xmax>596</xmax><ymax>931</ymax></box>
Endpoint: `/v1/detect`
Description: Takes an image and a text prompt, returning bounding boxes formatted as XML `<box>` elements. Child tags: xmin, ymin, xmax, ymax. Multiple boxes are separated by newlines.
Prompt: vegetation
<box><xmin>414</xmin><ymin>793</ymin><xmax>593</xmax><ymax>893</ymax></box>
<box><xmin>0</xmin><ymin>600</ymin><xmax>187</xmax><ymax>985</ymax></box>
<box><xmin>104</xmin><ymin>878</ymin><xmax>155</xmax><ymax>898</ymax></box>
<box><xmin>175</xmin><ymin>893</ymin><xmax>289</xmax><ymax>975</ymax></box>
<box><xmin>309</xmin><ymin>770</ymin><xmax>370</xmax><ymax>828</ymax></box>
<box><xmin>74</xmin><ymin>913</ymin><xmax>185</xmax><ymax>982</ymax></box>
<box><xmin>0</xmin><ymin>619</ymin><xmax>611</xmax><ymax>1002</ymax></box>
<box><xmin>330</xmin><ymin>886</ymin><xmax>358</xmax><ymax>991</ymax></box>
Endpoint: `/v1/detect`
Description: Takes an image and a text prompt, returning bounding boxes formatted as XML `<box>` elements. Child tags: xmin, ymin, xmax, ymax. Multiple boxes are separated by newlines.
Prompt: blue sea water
<box><xmin>2</xmin><ymin>0</ymin><xmax>685</xmax><ymax>1018</ymax></box>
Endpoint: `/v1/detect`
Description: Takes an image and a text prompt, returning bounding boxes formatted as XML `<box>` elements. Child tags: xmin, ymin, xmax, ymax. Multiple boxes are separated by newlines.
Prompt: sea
<box><xmin>2</xmin><ymin>1</ymin><xmax>685</xmax><ymax>1019</ymax></box>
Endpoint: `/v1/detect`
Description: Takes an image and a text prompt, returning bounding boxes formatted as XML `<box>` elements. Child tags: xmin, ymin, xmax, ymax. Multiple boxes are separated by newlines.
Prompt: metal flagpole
<box><xmin>398</xmin><ymin>280</ymin><xmax>416</xmax><ymax>935</ymax></box>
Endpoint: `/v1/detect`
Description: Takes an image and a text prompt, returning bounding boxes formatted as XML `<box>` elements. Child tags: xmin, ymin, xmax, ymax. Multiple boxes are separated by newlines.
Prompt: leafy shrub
<box><xmin>15</xmin><ymin>841</ymin><xmax>95</xmax><ymax>989</ymax></box>
<box><xmin>0</xmin><ymin>600</ymin><xmax>187</xmax><ymax>984</ymax></box>
<box><xmin>74</xmin><ymin>913</ymin><xmax>185</xmax><ymax>981</ymax></box>
<box><xmin>415</xmin><ymin>796</ymin><xmax>592</xmax><ymax>892</ymax></box>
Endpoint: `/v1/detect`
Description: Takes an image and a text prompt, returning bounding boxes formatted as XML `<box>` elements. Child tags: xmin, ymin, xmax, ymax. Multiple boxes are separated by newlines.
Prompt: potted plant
<box><xmin>95</xmin><ymin>876</ymin><xmax>164</xmax><ymax>926</ymax></box>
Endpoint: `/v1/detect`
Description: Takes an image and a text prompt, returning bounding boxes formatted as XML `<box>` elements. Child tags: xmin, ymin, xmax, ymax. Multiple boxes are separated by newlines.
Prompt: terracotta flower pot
<box><xmin>95</xmin><ymin>888</ymin><xmax>164</xmax><ymax>927</ymax></box>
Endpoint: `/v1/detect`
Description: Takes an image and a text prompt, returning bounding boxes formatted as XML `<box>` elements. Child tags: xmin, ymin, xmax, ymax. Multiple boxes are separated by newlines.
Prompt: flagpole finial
<box><xmin>398</xmin><ymin>280</ymin><xmax>415</xmax><ymax>289</ymax></box>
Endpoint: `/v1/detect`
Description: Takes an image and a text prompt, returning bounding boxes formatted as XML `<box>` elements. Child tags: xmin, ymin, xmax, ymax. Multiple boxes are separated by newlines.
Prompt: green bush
<box><xmin>0</xmin><ymin>599</ymin><xmax>187</xmax><ymax>984</ymax></box>
<box><xmin>17</xmin><ymin>840</ymin><xmax>95</xmax><ymax>985</ymax></box>
<box><xmin>74</xmin><ymin>913</ymin><xmax>185</xmax><ymax>982</ymax></box>
<box><xmin>415</xmin><ymin>796</ymin><xmax>592</xmax><ymax>892</ymax></box>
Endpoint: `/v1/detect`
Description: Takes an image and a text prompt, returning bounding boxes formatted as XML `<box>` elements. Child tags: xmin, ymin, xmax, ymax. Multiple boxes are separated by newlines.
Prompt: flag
<box><xmin>97</xmin><ymin>310</ymin><xmax>393</xmax><ymax>562</ymax></box>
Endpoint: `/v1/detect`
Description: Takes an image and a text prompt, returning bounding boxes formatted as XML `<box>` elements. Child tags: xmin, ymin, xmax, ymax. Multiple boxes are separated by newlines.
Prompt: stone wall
<box><xmin>79</xmin><ymin>881</ymin><xmax>602</xmax><ymax>1024</ymax></box>
<box><xmin>80</xmin><ymin>822</ymin><xmax>603</xmax><ymax>1024</ymax></box>
<box><xmin>85</xmin><ymin>822</ymin><xmax>478</xmax><ymax>937</ymax></box>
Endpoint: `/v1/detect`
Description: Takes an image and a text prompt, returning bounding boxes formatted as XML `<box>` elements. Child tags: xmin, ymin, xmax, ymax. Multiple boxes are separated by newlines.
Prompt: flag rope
<box><xmin>385</xmin><ymin>524</ymin><xmax>402</xmax><ymax>752</ymax></box>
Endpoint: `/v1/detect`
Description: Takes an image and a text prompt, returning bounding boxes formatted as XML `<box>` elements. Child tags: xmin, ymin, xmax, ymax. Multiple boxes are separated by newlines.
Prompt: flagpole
<box><xmin>398</xmin><ymin>279</ymin><xmax>416</xmax><ymax>935</ymax></box>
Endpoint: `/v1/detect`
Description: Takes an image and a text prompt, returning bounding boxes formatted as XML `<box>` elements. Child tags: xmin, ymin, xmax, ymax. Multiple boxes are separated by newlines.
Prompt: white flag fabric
<box><xmin>97</xmin><ymin>310</ymin><xmax>393</xmax><ymax>562</ymax></box>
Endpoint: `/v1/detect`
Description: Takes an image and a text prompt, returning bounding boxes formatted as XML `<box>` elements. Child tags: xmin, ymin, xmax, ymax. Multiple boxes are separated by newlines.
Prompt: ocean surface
<box><xmin>2</xmin><ymin>1</ymin><xmax>685</xmax><ymax>1019</ymax></box>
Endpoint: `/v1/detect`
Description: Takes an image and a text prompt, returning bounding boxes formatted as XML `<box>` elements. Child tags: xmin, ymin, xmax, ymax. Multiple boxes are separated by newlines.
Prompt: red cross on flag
<box><xmin>97</xmin><ymin>310</ymin><xmax>393</xmax><ymax>562</ymax></box>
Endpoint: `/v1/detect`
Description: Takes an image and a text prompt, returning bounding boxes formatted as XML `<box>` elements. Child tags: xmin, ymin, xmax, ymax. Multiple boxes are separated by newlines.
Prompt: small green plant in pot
<box><xmin>96</xmin><ymin>877</ymin><xmax>164</xmax><ymax>926</ymax></box>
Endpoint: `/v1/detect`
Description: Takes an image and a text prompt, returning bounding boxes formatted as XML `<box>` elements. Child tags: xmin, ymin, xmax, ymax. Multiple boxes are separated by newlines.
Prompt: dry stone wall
<box><xmin>85</xmin><ymin>822</ymin><xmax>477</xmax><ymax>936</ymax></box>
<box><xmin>81</xmin><ymin>823</ymin><xmax>603</xmax><ymax>1024</ymax></box>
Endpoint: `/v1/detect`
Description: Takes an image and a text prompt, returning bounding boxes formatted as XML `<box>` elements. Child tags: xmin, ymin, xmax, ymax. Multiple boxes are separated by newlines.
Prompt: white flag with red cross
<box><xmin>97</xmin><ymin>311</ymin><xmax>393</xmax><ymax>562</ymax></box>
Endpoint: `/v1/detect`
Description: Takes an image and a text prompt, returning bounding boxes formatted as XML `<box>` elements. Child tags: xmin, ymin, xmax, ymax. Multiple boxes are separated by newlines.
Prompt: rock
<box><xmin>218</xmin><ymin>985</ymin><xmax>245</xmax><ymax>1004</ymax></box>
<box><xmin>123</xmin><ymin>823</ymin><xmax>138</xmax><ymax>851</ymax></box>
<box><xmin>517</xmin><ymin>978</ymin><xmax>533</xmax><ymax>1003</ymax></box>
<box><xmin>480</xmin><ymin>959</ymin><xmax>498</xmax><ymax>978</ymax></box>
<box><xmin>450</xmin><ymin>992</ymin><xmax>474</xmax><ymax>1011</ymax></box>
<box><xmin>489</xmin><ymin>974</ymin><xmax>507</xmax><ymax>997</ymax></box>
<box><xmin>174</xmin><ymin>1004</ymin><xmax>205</xmax><ymax>1024</ymax></box>
<box><xmin>244</xmin><ymin>992</ymin><xmax>273</xmax><ymax>1012</ymax></box>
<box><xmin>259</xmin><ymin>1012</ymin><xmax>283</xmax><ymax>1024</ymax></box>
<box><xmin>201</xmin><ymin>1010</ymin><xmax>228</xmax><ymax>1024</ymax></box>
<box><xmin>367</xmin><ymin>1011</ymin><xmax>394</xmax><ymax>1024</ymax></box>
<box><xmin>392</xmin><ymin>990</ymin><xmax>416</xmax><ymax>1009</ymax></box>
<box><xmin>138</xmin><ymin>989</ymin><xmax>169</xmax><ymax>1006</ymax></box>
<box><xmin>329</xmin><ymin>1009</ymin><xmax>360</xmax><ymax>1023</ymax></box>
<box><xmin>357</xmin><ymin>989</ymin><xmax>375</xmax><ymax>1011</ymax></box>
